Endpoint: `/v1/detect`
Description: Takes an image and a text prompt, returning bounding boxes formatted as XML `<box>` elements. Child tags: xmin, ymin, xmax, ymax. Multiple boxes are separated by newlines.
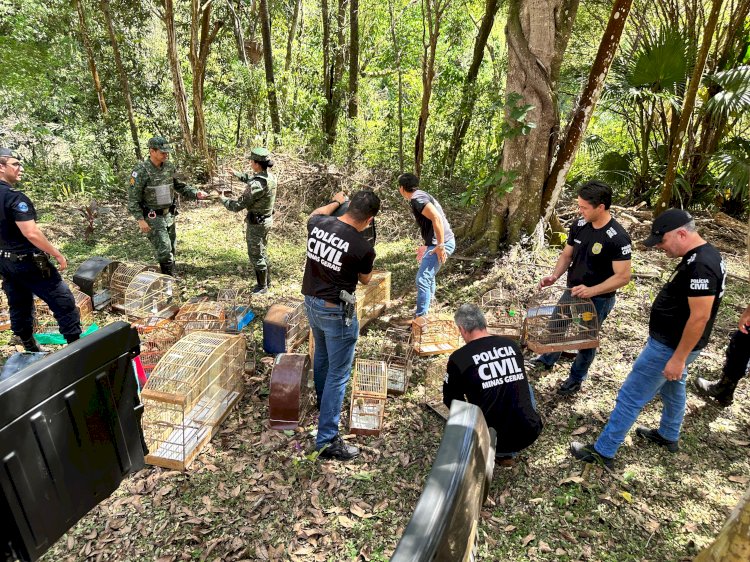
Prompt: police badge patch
<box><xmin>17</xmin><ymin>202</ymin><xmax>29</xmax><ymax>213</ymax></box>
<box><xmin>130</xmin><ymin>171</ymin><xmax>137</xmax><ymax>186</ymax></box>
<box><xmin>592</xmin><ymin>242</ymin><xmax>602</xmax><ymax>254</ymax></box>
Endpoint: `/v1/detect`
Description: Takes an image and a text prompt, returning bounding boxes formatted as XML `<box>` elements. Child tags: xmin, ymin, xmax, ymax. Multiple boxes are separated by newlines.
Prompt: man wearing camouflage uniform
<box><xmin>222</xmin><ymin>148</ymin><xmax>277</xmax><ymax>293</ymax></box>
<box><xmin>128</xmin><ymin>137</ymin><xmax>208</xmax><ymax>276</ymax></box>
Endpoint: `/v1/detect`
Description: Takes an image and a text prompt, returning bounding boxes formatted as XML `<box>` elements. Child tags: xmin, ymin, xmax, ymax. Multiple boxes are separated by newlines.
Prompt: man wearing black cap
<box><xmin>0</xmin><ymin>148</ymin><xmax>81</xmax><ymax>351</ymax></box>
<box><xmin>571</xmin><ymin>209</ymin><xmax>726</xmax><ymax>468</ymax></box>
<box><xmin>127</xmin><ymin>137</ymin><xmax>208</xmax><ymax>276</ymax></box>
<box><xmin>223</xmin><ymin>148</ymin><xmax>277</xmax><ymax>293</ymax></box>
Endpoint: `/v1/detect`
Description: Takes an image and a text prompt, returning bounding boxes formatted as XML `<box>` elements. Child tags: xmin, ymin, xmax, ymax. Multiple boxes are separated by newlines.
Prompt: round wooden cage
<box><xmin>523</xmin><ymin>286</ymin><xmax>599</xmax><ymax>353</ymax></box>
<box><xmin>110</xmin><ymin>263</ymin><xmax>156</xmax><ymax>307</ymax></box>
<box><xmin>121</xmin><ymin>271</ymin><xmax>175</xmax><ymax>318</ymax></box>
<box><xmin>139</xmin><ymin>320</ymin><xmax>185</xmax><ymax>376</ymax></box>
<box><xmin>35</xmin><ymin>285</ymin><xmax>94</xmax><ymax>333</ymax></box>
<box><xmin>176</xmin><ymin>301</ymin><xmax>227</xmax><ymax>334</ymax></box>
<box><xmin>480</xmin><ymin>288</ymin><xmax>523</xmax><ymax>340</ymax></box>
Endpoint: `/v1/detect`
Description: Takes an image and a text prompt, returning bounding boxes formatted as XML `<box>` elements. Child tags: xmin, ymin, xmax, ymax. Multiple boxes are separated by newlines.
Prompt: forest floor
<box><xmin>6</xmin><ymin>155</ymin><xmax>749</xmax><ymax>562</ymax></box>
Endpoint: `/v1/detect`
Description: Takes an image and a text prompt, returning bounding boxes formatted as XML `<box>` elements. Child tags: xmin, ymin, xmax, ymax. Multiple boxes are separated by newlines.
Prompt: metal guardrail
<box><xmin>391</xmin><ymin>400</ymin><xmax>497</xmax><ymax>562</ymax></box>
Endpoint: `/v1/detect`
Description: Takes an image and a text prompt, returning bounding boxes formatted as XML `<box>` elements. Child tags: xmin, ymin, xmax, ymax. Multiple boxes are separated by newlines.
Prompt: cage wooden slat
<box><xmin>355</xmin><ymin>270</ymin><xmax>391</xmax><ymax>327</ymax></box>
<box><xmin>523</xmin><ymin>287</ymin><xmax>599</xmax><ymax>353</ymax></box>
<box><xmin>412</xmin><ymin>314</ymin><xmax>461</xmax><ymax>356</ymax></box>
<box><xmin>352</xmin><ymin>359</ymin><xmax>388</xmax><ymax>398</ymax></box>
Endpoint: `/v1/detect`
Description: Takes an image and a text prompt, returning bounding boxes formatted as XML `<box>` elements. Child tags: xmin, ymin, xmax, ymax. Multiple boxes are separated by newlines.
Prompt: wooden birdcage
<box><xmin>110</xmin><ymin>263</ymin><xmax>157</xmax><ymax>309</ymax></box>
<box><xmin>481</xmin><ymin>288</ymin><xmax>523</xmax><ymax>340</ymax></box>
<box><xmin>263</xmin><ymin>300</ymin><xmax>309</xmax><ymax>354</ymax></box>
<box><xmin>34</xmin><ymin>285</ymin><xmax>94</xmax><ymax>334</ymax></box>
<box><xmin>136</xmin><ymin>320</ymin><xmax>184</xmax><ymax>377</ymax></box>
<box><xmin>140</xmin><ymin>331</ymin><xmax>245</xmax><ymax>470</ymax></box>
<box><xmin>269</xmin><ymin>353</ymin><xmax>314</xmax><ymax>430</ymax></box>
<box><xmin>176</xmin><ymin>301</ymin><xmax>226</xmax><ymax>334</ymax></box>
<box><xmin>117</xmin><ymin>271</ymin><xmax>176</xmax><ymax>320</ymax></box>
<box><xmin>355</xmin><ymin>270</ymin><xmax>391</xmax><ymax>327</ymax></box>
<box><xmin>412</xmin><ymin>313</ymin><xmax>461</xmax><ymax>357</ymax></box>
<box><xmin>375</xmin><ymin>327</ymin><xmax>413</xmax><ymax>396</ymax></box>
<box><xmin>217</xmin><ymin>288</ymin><xmax>253</xmax><ymax>333</ymax></box>
<box><xmin>0</xmin><ymin>291</ymin><xmax>10</xmax><ymax>331</ymax></box>
<box><xmin>349</xmin><ymin>359</ymin><xmax>388</xmax><ymax>436</ymax></box>
<box><xmin>523</xmin><ymin>287</ymin><xmax>599</xmax><ymax>353</ymax></box>
<box><xmin>423</xmin><ymin>359</ymin><xmax>450</xmax><ymax>420</ymax></box>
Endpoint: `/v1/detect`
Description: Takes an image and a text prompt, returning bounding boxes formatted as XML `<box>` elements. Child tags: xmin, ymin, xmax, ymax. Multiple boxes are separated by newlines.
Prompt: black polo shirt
<box><xmin>0</xmin><ymin>180</ymin><xmax>37</xmax><ymax>252</ymax></box>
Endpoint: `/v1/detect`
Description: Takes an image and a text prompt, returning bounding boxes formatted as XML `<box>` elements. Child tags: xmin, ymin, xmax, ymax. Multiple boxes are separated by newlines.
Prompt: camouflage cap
<box><xmin>250</xmin><ymin>147</ymin><xmax>271</xmax><ymax>162</ymax></box>
<box><xmin>147</xmin><ymin>136</ymin><xmax>173</xmax><ymax>153</ymax></box>
<box><xmin>0</xmin><ymin>148</ymin><xmax>21</xmax><ymax>160</ymax></box>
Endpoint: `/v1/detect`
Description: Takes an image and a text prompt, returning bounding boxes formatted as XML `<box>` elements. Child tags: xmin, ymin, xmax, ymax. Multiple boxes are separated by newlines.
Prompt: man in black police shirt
<box><xmin>302</xmin><ymin>189</ymin><xmax>380</xmax><ymax>461</ymax></box>
<box><xmin>572</xmin><ymin>209</ymin><xmax>726</xmax><ymax>468</ymax></box>
<box><xmin>444</xmin><ymin>304</ymin><xmax>543</xmax><ymax>464</ymax></box>
<box><xmin>535</xmin><ymin>181</ymin><xmax>632</xmax><ymax>396</ymax></box>
<box><xmin>0</xmin><ymin>148</ymin><xmax>81</xmax><ymax>351</ymax></box>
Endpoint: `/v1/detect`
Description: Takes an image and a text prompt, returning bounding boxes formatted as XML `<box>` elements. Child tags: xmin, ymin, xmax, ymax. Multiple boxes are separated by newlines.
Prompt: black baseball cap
<box><xmin>644</xmin><ymin>209</ymin><xmax>693</xmax><ymax>247</ymax></box>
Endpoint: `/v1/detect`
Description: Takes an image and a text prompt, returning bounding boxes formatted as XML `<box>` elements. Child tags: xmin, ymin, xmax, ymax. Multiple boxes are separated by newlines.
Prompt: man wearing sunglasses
<box><xmin>0</xmin><ymin>148</ymin><xmax>81</xmax><ymax>351</ymax></box>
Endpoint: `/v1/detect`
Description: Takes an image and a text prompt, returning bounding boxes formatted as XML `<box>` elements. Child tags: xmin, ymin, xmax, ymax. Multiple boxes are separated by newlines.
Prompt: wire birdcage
<box><xmin>523</xmin><ymin>286</ymin><xmax>599</xmax><ymax>353</ymax></box>
<box><xmin>118</xmin><ymin>271</ymin><xmax>176</xmax><ymax>320</ymax></box>
<box><xmin>349</xmin><ymin>359</ymin><xmax>388</xmax><ymax>436</ymax></box>
<box><xmin>423</xmin><ymin>358</ymin><xmax>450</xmax><ymax>420</ymax></box>
<box><xmin>355</xmin><ymin>270</ymin><xmax>391</xmax><ymax>327</ymax></box>
<box><xmin>0</xmin><ymin>291</ymin><xmax>10</xmax><ymax>331</ymax></box>
<box><xmin>34</xmin><ymin>285</ymin><xmax>94</xmax><ymax>334</ymax></box>
<box><xmin>176</xmin><ymin>301</ymin><xmax>227</xmax><ymax>334</ymax></box>
<box><xmin>136</xmin><ymin>320</ymin><xmax>184</xmax><ymax>377</ymax></box>
<box><xmin>412</xmin><ymin>313</ymin><xmax>461</xmax><ymax>356</ymax></box>
<box><xmin>110</xmin><ymin>263</ymin><xmax>157</xmax><ymax>309</ymax></box>
<box><xmin>263</xmin><ymin>300</ymin><xmax>309</xmax><ymax>354</ymax></box>
<box><xmin>140</xmin><ymin>331</ymin><xmax>245</xmax><ymax>470</ymax></box>
<box><xmin>481</xmin><ymin>288</ymin><xmax>523</xmax><ymax>340</ymax></box>
<box><xmin>217</xmin><ymin>288</ymin><xmax>253</xmax><ymax>333</ymax></box>
<box><xmin>374</xmin><ymin>327</ymin><xmax>413</xmax><ymax>396</ymax></box>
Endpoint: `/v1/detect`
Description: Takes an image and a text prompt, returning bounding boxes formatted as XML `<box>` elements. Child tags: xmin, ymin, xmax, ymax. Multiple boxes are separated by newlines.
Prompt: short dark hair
<box><xmin>254</xmin><ymin>159</ymin><xmax>273</xmax><ymax>170</ymax></box>
<box><xmin>346</xmin><ymin>190</ymin><xmax>381</xmax><ymax>221</ymax></box>
<box><xmin>398</xmin><ymin>173</ymin><xmax>419</xmax><ymax>193</ymax></box>
<box><xmin>578</xmin><ymin>180</ymin><xmax>612</xmax><ymax>210</ymax></box>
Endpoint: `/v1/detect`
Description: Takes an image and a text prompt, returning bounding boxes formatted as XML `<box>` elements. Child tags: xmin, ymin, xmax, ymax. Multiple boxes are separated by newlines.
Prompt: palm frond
<box><xmin>703</xmin><ymin>65</ymin><xmax>750</xmax><ymax>118</ymax></box>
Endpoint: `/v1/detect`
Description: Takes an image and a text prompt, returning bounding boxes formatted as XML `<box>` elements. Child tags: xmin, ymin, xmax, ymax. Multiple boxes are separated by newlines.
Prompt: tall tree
<box><xmin>443</xmin><ymin>0</ymin><xmax>500</xmax><ymax>178</ymax></box>
<box><xmin>348</xmin><ymin>0</ymin><xmax>359</xmax><ymax>118</ymax></box>
<box><xmin>73</xmin><ymin>0</ymin><xmax>107</xmax><ymax>115</ymax></box>
<box><xmin>414</xmin><ymin>0</ymin><xmax>451</xmax><ymax>176</ymax></box>
<box><xmin>321</xmin><ymin>0</ymin><xmax>347</xmax><ymax>155</ymax></box>
<box><xmin>284</xmin><ymin>0</ymin><xmax>302</xmax><ymax>72</ymax></box>
<box><xmin>259</xmin><ymin>0</ymin><xmax>281</xmax><ymax>134</ymax></box>
<box><xmin>541</xmin><ymin>0</ymin><xmax>633</xmax><ymax>224</ymax></box>
<box><xmin>388</xmin><ymin>0</ymin><xmax>405</xmax><ymax>171</ymax></box>
<box><xmin>462</xmin><ymin>0</ymin><xmax>579</xmax><ymax>250</ymax></box>
<box><xmin>226</xmin><ymin>0</ymin><xmax>249</xmax><ymax>66</ymax></box>
<box><xmin>100</xmin><ymin>0</ymin><xmax>142</xmax><ymax>160</ymax></box>
<box><xmin>695</xmin><ymin>483</ymin><xmax>750</xmax><ymax>561</ymax></box>
<box><xmin>653</xmin><ymin>0</ymin><xmax>723</xmax><ymax>216</ymax></box>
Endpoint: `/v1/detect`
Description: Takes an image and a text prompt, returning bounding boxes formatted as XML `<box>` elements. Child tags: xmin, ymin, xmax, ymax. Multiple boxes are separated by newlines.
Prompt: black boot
<box><xmin>266</xmin><ymin>268</ymin><xmax>272</xmax><ymax>288</ymax></box>
<box><xmin>64</xmin><ymin>333</ymin><xmax>81</xmax><ymax>345</ymax></box>
<box><xmin>21</xmin><ymin>336</ymin><xmax>41</xmax><ymax>352</ymax></box>
<box><xmin>253</xmin><ymin>270</ymin><xmax>268</xmax><ymax>294</ymax></box>
<box><xmin>694</xmin><ymin>376</ymin><xmax>737</xmax><ymax>407</ymax></box>
<box><xmin>159</xmin><ymin>261</ymin><xmax>175</xmax><ymax>276</ymax></box>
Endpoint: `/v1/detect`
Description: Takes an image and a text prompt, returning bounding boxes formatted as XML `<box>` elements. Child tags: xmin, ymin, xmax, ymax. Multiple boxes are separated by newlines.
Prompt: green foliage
<box><xmin>624</xmin><ymin>26</ymin><xmax>691</xmax><ymax>92</ymax></box>
<box><xmin>703</xmin><ymin>65</ymin><xmax>750</xmax><ymax>119</ymax></box>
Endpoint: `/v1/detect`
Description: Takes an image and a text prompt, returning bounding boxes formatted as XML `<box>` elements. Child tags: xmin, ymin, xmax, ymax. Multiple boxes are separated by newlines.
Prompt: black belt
<box><xmin>143</xmin><ymin>207</ymin><xmax>171</xmax><ymax>218</ymax></box>
<box><xmin>0</xmin><ymin>250</ymin><xmax>40</xmax><ymax>262</ymax></box>
<box><xmin>247</xmin><ymin>212</ymin><xmax>270</xmax><ymax>223</ymax></box>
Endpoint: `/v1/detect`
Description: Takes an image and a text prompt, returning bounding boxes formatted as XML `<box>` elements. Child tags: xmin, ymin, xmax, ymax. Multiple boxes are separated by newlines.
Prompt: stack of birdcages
<box><xmin>349</xmin><ymin>359</ymin><xmax>388</xmax><ymax>436</ymax></box>
<box><xmin>375</xmin><ymin>327</ymin><xmax>414</xmax><ymax>396</ymax></box>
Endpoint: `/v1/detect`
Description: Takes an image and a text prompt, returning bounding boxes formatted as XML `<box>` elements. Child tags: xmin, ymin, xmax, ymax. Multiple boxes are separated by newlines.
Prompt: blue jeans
<box><xmin>304</xmin><ymin>295</ymin><xmax>360</xmax><ymax>449</ymax></box>
<box><xmin>415</xmin><ymin>238</ymin><xmax>456</xmax><ymax>317</ymax></box>
<box><xmin>496</xmin><ymin>384</ymin><xmax>537</xmax><ymax>459</ymax></box>
<box><xmin>594</xmin><ymin>337</ymin><xmax>701</xmax><ymax>458</ymax></box>
<box><xmin>537</xmin><ymin>295</ymin><xmax>616</xmax><ymax>382</ymax></box>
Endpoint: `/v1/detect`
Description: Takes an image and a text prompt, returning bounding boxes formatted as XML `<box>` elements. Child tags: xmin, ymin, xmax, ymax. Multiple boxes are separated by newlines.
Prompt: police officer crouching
<box><xmin>0</xmin><ymin>148</ymin><xmax>82</xmax><ymax>351</ymax></box>
<box><xmin>128</xmin><ymin>137</ymin><xmax>208</xmax><ymax>276</ymax></box>
<box><xmin>222</xmin><ymin>148</ymin><xmax>277</xmax><ymax>293</ymax></box>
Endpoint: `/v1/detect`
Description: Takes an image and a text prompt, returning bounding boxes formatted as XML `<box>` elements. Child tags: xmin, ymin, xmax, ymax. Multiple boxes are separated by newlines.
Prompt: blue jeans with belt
<box><xmin>415</xmin><ymin>238</ymin><xmax>456</xmax><ymax>317</ymax></box>
<box><xmin>594</xmin><ymin>337</ymin><xmax>701</xmax><ymax>458</ymax></box>
<box><xmin>304</xmin><ymin>295</ymin><xmax>359</xmax><ymax>449</ymax></box>
<box><xmin>537</xmin><ymin>295</ymin><xmax>616</xmax><ymax>382</ymax></box>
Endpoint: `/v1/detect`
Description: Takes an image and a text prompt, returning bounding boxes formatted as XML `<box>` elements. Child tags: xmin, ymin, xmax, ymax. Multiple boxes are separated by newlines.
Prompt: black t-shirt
<box><xmin>443</xmin><ymin>335</ymin><xmax>543</xmax><ymax>453</ymax></box>
<box><xmin>409</xmin><ymin>190</ymin><xmax>454</xmax><ymax>246</ymax></box>
<box><xmin>566</xmin><ymin>216</ymin><xmax>632</xmax><ymax>297</ymax></box>
<box><xmin>301</xmin><ymin>215</ymin><xmax>376</xmax><ymax>303</ymax></box>
<box><xmin>0</xmin><ymin>180</ymin><xmax>37</xmax><ymax>252</ymax></box>
<box><xmin>649</xmin><ymin>243</ymin><xmax>726</xmax><ymax>351</ymax></box>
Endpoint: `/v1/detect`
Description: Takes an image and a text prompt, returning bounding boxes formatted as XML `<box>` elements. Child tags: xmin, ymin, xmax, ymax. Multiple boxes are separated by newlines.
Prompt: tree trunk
<box><xmin>259</xmin><ymin>0</ymin><xmax>281</xmax><ymax>134</ymax></box>
<box><xmin>163</xmin><ymin>0</ymin><xmax>194</xmax><ymax>154</ymax></box>
<box><xmin>74</xmin><ymin>0</ymin><xmax>107</xmax><ymax>115</ymax></box>
<box><xmin>443</xmin><ymin>0</ymin><xmax>500</xmax><ymax>178</ymax></box>
<box><xmin>348</xmin><ymin>0</ymin><xmax>359</xmax><ymax>118</ymax></box>
<box><xmin>695</xmin><ymin>484</ymin><xmax>750</xmax><ymax>561</ymax></box>
<box><xmin>321</xmin><ymin>0</ymin><xmax>346</xmax><ymax>156</ymax></box>
<box><xmin>541</xmin><ymin>0</ymin><xmax>633</xmax><ymax>224</ymax></box>
<box><xmin>226</xmin><ymin>0</ymin><xmax>249</xmax><ymax>66</ymax></box>
<box><xmin>462</xmin><ymin>0</ymin><xmax>579</xmax><ymax>251</ymax></box>
<box><xmin>100</xmin><ymin>0</ymin><xmax>141</xmax><ymax>160</ymax></box>
<box><xmin>284</xmin><ymin>0</ymin><xmax>301</xmax><ymax>72</ymax></box>
<box><xmin>388</xmin><ymin>0</ymin><xmax>404</xmax><ymax>171</ymax></box>
<box><xmin>653</xmin><ymin>0</ymin><xmax>723</xmax><ymax>216</ymax></box>
<box><xmin>414</xmin><ymin>0</ymin><xmax>451</xmax><ymax>176</ymax></box>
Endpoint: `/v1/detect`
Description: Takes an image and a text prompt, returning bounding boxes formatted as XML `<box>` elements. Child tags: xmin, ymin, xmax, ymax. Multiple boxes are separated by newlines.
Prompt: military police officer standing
<box><xmin>128</xmin><ymin>137</ymin><xmax>208</xmax><ymax>276</ymax></box>
<box><xmin>222</xmin><ymin>148</ymin><xmax>277</xmax><ymax>294</ymax></box>
<box><xmin>0</xmin><ymin>148</ymin><xmax>81</xmax><ymax>351</ymax></box>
